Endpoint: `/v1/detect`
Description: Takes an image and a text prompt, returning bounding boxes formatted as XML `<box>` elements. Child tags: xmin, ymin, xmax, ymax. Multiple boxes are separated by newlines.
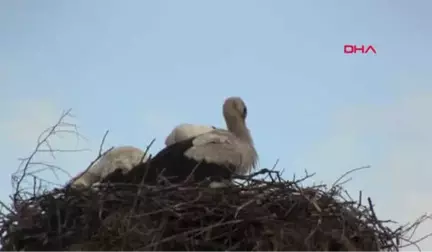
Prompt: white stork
<box><xmin>70</xmin><ymin>146</ymin><xmax>149</xmax><ymax>188</ymax></box>
<box><xmin>103</xmin><ymin>96</ymin><xmax>257</xmax><ymax>186</ymax></box>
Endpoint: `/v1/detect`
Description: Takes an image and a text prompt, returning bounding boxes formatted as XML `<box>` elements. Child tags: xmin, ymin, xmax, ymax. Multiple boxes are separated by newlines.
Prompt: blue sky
<box><xmin>1</xmin><ymin>0</ymin><xmax>431</xmax><ymax>249</ymax></box>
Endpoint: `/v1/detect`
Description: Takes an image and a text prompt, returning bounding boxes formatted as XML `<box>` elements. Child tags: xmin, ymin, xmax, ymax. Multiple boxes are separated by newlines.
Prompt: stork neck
<box><xmin>226</xmin><ymin>119</ymin><xmax>253</xmax><ymax>144</ymax></box>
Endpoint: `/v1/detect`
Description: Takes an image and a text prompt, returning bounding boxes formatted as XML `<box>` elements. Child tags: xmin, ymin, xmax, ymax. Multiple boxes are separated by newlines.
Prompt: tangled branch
<box><xmin>1</xmin><ymin>168</ymin><xmax>429</xmax><ymax>251</ymax></box>
<box><xmin>0</xmin><ymin>111</ymin><xmax>430</xmax><ymax>251</ymax></box>
<box><xmin>10</xmin><ymin>109</ymin><xmax>87</xmax><ymax>203</ymax></box>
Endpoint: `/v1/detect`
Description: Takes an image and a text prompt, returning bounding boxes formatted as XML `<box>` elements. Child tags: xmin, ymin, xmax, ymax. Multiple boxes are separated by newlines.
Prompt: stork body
<box><xmin>70</xmin><ymin>146</ymin><xmax>149</xmax><ymax>188</ymax></box>
<box><xmin>103</xmin><ymin>97</ymin><xmax>257</xmax><ymax>186</ymax></box>
<box><xmin>165</xmin><ymin>123</ymin><xmax>216</xmax><ymax>146</ymax></box>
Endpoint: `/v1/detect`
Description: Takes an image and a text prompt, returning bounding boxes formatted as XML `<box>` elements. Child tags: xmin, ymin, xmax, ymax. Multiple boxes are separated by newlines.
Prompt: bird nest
<box><xmin>0</xmin><ymin>168</ymin><xmax>411</xmax><ymax>251</ymax></box>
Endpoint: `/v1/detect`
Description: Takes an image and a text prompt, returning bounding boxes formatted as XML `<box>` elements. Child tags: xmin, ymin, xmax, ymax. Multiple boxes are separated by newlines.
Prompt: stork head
<box><xmin>223</xmin><ymin>96</ymin><xmax>248</xmax><ymax>122</ymax></box>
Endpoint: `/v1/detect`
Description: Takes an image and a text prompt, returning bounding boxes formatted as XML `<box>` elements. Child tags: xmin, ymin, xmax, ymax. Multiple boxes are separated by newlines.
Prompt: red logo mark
<box><xmin>344</xmin><ymin>45</ymin><xmax>377</xmax><ymax>55</ymax></box>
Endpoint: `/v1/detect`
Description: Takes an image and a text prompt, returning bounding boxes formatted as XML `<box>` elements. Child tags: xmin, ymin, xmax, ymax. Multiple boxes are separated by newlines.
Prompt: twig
<box><xmin>98</xmin><ymin>130</ymin><xmax>110</xmax><ymax>156</ymax></box>
<box><xmin>12</xmin><ymin>108</ymin><xmax>85</xmax><ymax>201</ymax></box>
<box><xmin>331</xmin><ymin>165</ymin><xmax>371</xmax><ymax>189</ymax></box>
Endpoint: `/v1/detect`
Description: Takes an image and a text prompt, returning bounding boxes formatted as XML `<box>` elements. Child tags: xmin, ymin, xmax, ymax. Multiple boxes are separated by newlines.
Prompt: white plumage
<box><xmin>165</xmin><ymin>124</ymin><xmax>216</xmax><ymax>146</ymax></box>
<box><xmin>94</xmin><ymin>97</ymin><xmax>257</xmax><ymax>188</ymax></box>
<box><xmin>137</xmin><ymin>96</ymin><xmax>258</xmax><ymax>186</ymax></box>
<box><xmin>183</xmin><ymin>128</ymin><xmax>257</xmax><ymax>175</ymax></box>
<box><xmin>70</xmin><ymin>146</ymin><xmax>149</xmax><ymax>188</ymax></box>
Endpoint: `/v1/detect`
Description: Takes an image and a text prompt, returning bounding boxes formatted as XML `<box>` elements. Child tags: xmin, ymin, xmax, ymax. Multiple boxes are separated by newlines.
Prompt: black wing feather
<box><xmin>102</xmin><ymin>137</ymin><xmax>235</xmax><ymax>185</ymax></box>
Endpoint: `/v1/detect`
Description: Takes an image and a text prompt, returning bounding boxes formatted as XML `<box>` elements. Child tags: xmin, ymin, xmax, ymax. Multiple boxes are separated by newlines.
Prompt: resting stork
<box><xmin>165</xmin><ymin>123</ymin><xmax>216</xmax><ymax>146</ymax></box>
<box><xmin>69</xmin><ymin>146</ymin><xmax>149</xmax><ymax>188</ymax></box>
<box><xmin>103</xmin><ymin>96</ymin><xmax>258</xmax><ymax>186</ymax></box>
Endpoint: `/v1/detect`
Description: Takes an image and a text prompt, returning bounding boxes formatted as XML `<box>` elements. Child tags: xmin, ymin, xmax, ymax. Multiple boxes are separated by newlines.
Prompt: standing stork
<box><xmin>165</xmin><ymin>123</ymin><xmax>216</xmax><ymax>146</ymax></box>
<box><xmin>103</xmin><ymin>96</ymin><xmax>258</xmax><ymax>186</ymax></box>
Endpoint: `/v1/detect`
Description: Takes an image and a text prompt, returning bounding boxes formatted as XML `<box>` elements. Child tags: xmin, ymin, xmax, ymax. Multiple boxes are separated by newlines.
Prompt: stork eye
<box><xmin>242</xmin><ymin>107</ymin><xmax>247</xmax><ymax>118</ymax></box>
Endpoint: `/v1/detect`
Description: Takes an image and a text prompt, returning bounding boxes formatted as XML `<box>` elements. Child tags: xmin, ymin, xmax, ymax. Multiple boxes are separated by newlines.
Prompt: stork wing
<box><xmin>165</xmin><ymin>124</ymin><xmax>217</xmax><ymax>146</ymax></box>
<box><xmin>165</xmin><ymin>130</ymin><xmax>177</xmax><ymax>146</ymax></box>
<box><xmin>184</xmin><ymin>130</ymin><xmax>243</xmax><ymax>168</ymax></box>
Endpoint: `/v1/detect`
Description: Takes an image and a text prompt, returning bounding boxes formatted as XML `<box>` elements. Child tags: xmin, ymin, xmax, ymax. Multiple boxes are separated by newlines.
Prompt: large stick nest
<box><xmin>0</xmin><ymin>168</ymin><xmax>405</xmax><ymax>251</ymax></box>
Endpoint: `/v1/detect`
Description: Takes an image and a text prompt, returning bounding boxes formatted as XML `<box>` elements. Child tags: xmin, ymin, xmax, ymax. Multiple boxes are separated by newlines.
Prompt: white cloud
<box><xmin>0</xmin><ymin>100</ymin><xmax>96</xmax><ymax>194</ymax></box>
<box><xmin>294</xmin><ymin>89</ymin><xmax>432</xmax><ymax>250</ymax></box>
<box><xmin>1</xmin><ymin>100</ymin><xmax>62</xmax><ymax>148</ymax></box>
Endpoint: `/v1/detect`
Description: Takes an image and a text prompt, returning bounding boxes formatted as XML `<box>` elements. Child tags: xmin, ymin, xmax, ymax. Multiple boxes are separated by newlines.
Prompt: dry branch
<box><xmin>1</xmin><ymin>167</ymin><xmax>428</xmax><ymax>251</ymax></box>
<box><xmin>0</xmin><ymin>111</ymin><xmax>431</xmax><ymax>251</ymax></box>
<box><xmin>10</xmin><ymin>109</ymin><xmax>87</xmax><ymax>202</ymax></box>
